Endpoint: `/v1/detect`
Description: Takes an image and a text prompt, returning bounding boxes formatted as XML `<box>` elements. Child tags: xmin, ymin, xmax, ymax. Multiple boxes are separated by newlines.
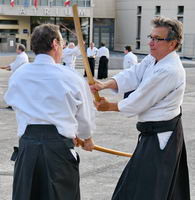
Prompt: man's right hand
<box><xmin>90</xmin><ymin>79</ymin><xmax>118</xmax><ymax>94</ymax></box>
<box><xmin>94</xmin><ymin>97</ymin><xmax>119</xmax><ymax>112</ymax></box>
<box><xmin>90</xmin><ymin>80</ymin><xmax>105</xmax><ymax>94</ymax></box>
<box><xmin>83</xmin><ymin>137</ymin><xmax>95</xmax><ymax>151</ymax></box>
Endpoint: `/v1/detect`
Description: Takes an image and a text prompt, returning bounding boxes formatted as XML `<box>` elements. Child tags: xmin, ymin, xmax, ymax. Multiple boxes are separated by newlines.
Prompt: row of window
<box><xmin>0</xmin><ymin>0</ymin><xmax>91</xmax><ymax>7</ymax></box>
<box><xmin>136</xmin><ymin>6</ymin><xmax>184</xmax><ymax>50</ymax></box>
<box><xmin>0</xmin><ymin>29</ymin><xmax>18</xmax><ymax>34</ymax></box>
<box><xmin>137</xmin><ymin>5</ymin><xmax>184</xmax><ymax>15</ymax></box>
<box><xmin>0</xmin><ymin>20</ymin><xmax>18</xmax><ymax>25</ymax></box>
<box><xmin>0</xmin><ymin>16</ymin><xmax>115</xmax><ymax>50</ymax></box>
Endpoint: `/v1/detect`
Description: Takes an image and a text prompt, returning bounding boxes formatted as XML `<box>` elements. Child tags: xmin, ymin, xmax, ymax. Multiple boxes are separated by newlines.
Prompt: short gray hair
<box><xmin>151</xmin><ymin>16</ymin><xmax>183</xmax><ymax>50</ymax></box>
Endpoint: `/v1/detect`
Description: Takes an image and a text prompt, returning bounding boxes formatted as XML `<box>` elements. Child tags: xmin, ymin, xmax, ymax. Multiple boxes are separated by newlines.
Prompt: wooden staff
<box><xmin>72</xmin><ymin>4</ymin><xmax>101</xmax><ymax>102</ymax></box>
<box><xmin>72</xmin><ymin>4</ymin><xmax>132</xmax><ymax>158</ymax></box>
<box><xmin>77</xmin><ymin>138</ymin><xmax>132</xmax><ymax>158</ymax></box>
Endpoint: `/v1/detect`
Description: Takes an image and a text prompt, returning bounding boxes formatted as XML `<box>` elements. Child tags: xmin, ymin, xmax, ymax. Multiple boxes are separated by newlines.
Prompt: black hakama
<box><xmin>112</xmin><ymin>114</ymin><xmax>190</xmax><ymax>200</ymax></box>
<box><xmin>11</xmin><ymin>125</ymin><xmax>80</xmax><ymax>200</ymax></box>
<box><xmin>97</xmin><ymin>56</ymin><xmax>108</xmax><ymax>79</ymax></box>
<box><xmin>84</xmin><ymin>57</ymin><xmax>95</xmax><ymax>77</ymax></box>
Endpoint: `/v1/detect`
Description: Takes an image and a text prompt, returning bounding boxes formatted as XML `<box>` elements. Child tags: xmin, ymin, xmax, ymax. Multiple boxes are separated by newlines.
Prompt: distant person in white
<box><xmin>90</xmin><ymin>17</ymin><xmax>190</xmax><ymax>200</ymax></box>
<box><xmin>0</xmin><ymin>43</ymin><xmax>29</xmax><ymax>109</ymax></box>
<box><xmin>61</xmin><ymin>42</ymin><xmax>81</xmax><ymax>69</ymax></box>
<box><xmin>123</xmin><ymin>45</ymin><xmax>138</xmax><ymax>69</ymax></box>
<box><xmin>4</xmin><ymin>24</ymin><xmax>95</xmax><ymax>200</ymax></box>
<box><xmin>123</xmin><ymin>45</ymin><xmax>138</xmax><ymax>98</ymax></box>
<box><xmin>84</xmin><ymin>42</ymin><xmax>98</xmax><ymax>77</ymax></box>
<box><xmin>0</xmin><ymin>43</ymin><xmax>29</xmax><ymax>72</ymax></box>
<box><xmin>97</xmin><ymin>42</ymin><xmax>109</xmax><ymax>79</ymax></box>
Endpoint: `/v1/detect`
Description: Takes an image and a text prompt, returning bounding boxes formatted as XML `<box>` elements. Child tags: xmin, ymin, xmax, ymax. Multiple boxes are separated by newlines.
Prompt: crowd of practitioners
<box><xmin>0</xmin><ymin>40</ymin><xmax>137</xmax><ymax>81</ymax></box>
<box><xmin>0</xmin><ymin>40</ymin><xmax>110</xmax><ymax>80</ymax></box>
<box><xmin>62</xmin><ymin>40</ymin><xmax>110</xmax><ymax>79</ymax></box>
<box><xmin>60</xmin><ymin>40</ymin><xmax>138</xmax><ymax>81</ymax></box>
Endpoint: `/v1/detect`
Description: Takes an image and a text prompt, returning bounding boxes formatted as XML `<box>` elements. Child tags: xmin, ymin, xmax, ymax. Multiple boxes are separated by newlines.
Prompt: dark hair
<box><xmin>17</xmin><ymin>44</ymin><xmax>25</xmax><ymax>52</ymax></box>
<box><xmin>31</xmin><ymin>24</ymin><xmax>61</xmax><ymax>55</ymax></box>
<box><xmin>101</xmin><ymin>42</ymin><xmax>105</xmax><ymax>47</ymax></box>
<box><xmin>151</xmin><ymin>16</ymin><xmax>183</xmax><ymax>50</ymax></box>
<box><xmin>125</xmin><ymin>46</ymin><xmax>132</xmax><ymax>52</ymax></box>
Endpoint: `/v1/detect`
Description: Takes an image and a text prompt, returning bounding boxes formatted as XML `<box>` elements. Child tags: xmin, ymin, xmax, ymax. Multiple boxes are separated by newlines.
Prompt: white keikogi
<box><xmin>97</xmin><ymin>46</ymin><xmax>109</xmax><ymax>59</ymax></box>
<box><xmin>87</xmin><ymin>46</ymin><xmax>98</xmax><ymax>58</ymax></box>
<box><xmin>62</xmin><ymin>46</ymin><xmax>81</xmax><ymax>69</ymax></box>
<box><xmin>123</xmin><ymin>52</ymin><xmax>138</xmax><ymax>69</ymax></box>
<box><xmin>4</xmin><ymin>54</ymin><xmax>95</xmax><ymax>139</ymax></box>
<box><xmin>9</xmin><ymin>51</ymin><xmax>29</xmax><ymax>72</ymax></box>
<box><xmin>113</xmin><ymin>51</ymin><xmax>185</xmax><ymax>149</ymax></box>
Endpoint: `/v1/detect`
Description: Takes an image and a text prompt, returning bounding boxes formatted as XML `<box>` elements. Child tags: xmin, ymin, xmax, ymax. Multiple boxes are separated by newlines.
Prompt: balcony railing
<box><xmin>0</xmin><ymin>0</ymin><xmax>91</xmax><ymax>7</ymax></box>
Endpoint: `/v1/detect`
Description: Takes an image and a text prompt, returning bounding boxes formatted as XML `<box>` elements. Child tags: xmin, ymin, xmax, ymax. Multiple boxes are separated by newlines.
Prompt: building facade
<box><xmin>0</xmin><ymin>0</ymin><xmax>115</xmax><ymax>51</ymax></box>
<box><xmin>1</xmin><ymin>0</ymin><xmax>195</xmax><ymax>58</ymax></box>
<box><xmin>115</xmin><ymin>0</ymin><xmax>195</xmax><ymax>58</ymax></box>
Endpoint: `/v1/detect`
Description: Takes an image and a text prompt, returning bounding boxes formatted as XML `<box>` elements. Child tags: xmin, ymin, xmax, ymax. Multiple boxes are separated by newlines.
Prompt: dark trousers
<box><xmin>97</xmin><ymin>56</ymin><xmax>108</xmax><ymax>79</ymax></box>
<box><xmin>84</xmin><ymin>57</ymin><xmax>95</xmax><ymax>77</ymax></box>
<box><xmin>12</xmin><ymin>125</ymin><xmax>80</xmax><ymax>200</ymax></box>
<box><xmin>112</xmin><ymin>115</ymin><xmax>190</xmax><ymax>200</ymax></box>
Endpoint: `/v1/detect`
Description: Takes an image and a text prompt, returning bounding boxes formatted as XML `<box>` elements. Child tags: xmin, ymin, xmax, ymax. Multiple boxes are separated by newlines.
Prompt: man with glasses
<box><xmin>4</xmin><ymin>24</ymin><xmax>95</xmax><ymax>200</ymax></box>
<box><xmin>90</xmin><ymin>16</ymin><xmax>190</xmax><ymax>199</ymax></box>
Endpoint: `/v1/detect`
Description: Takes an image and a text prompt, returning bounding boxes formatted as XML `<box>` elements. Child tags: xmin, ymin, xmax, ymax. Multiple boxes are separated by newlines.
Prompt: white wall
<box><xmin>93</xmin><ymin>0</ymin><xmax>116</xmax><ymax>18</ymax></box>
<box><xmin>115</xmin><ymin>0</ymin><xmax>195</xmax><ymax>58</ymax></box>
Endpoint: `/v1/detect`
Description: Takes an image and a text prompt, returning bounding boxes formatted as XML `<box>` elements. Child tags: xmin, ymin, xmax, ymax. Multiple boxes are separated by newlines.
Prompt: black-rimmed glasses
<box><xmin>147</xmin><ymin>35</ymin><xmax>173</xmax><ymax>42</ymax></box>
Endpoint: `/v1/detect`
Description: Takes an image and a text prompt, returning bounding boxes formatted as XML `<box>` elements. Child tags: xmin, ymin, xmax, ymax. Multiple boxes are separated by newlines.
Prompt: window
<box><xmin>54</xmin><ymin>0</ymin><xmax>64</xmax><ymax>6</ymax></box>
<box><xmin>178</xmin><ymin>6</ymin><xmax>184</xmax><ymax>15</ymax></box>
<box><xmin>93</xmin><ymin>18</ymin><xmax>114</xmax><ymax>50</ymax></box>
<box><xmin>0</xmin><ymin>38</ymin><xmax>7</xmax><ymax>43</ymax></box>
<box><xmin>177</xmin><ymin>17</ymin><xmax>183</xmax><ymax>23</ymax></box>
<box><xmin>71</xmin><ymin>0</ymin><xmax>91</xmax><ymax>7</ymax></box>
<box><xmin>85</xmin><ymin>0</ymin><xmax>91</xmax><ymax>7</ymax></box>
<box><xmin>0</xmin><ymin>0</ymin><xmax>10</xmax><ymax>5</ymax></box>
<box><xmin>155</xmin><ymin>6</ymin><xmax>161</xmax><ymax>15</ymax></box>
<box><xmin>0</xmin><ymin>29</ymin><xmax>18</xmax><ymax>34</ymax></box>
<box><xmin>136</xmin><ymin>41</ymin><xmax>140</xmax><ymax>49</ymax></box>
<box><xmin>137</xmin><ymin>6</ymin><xmax>142</xmax><ymax>15</ymax></box>
<box><xmin>38</xmin><ymin>0</ymin><xmax>48</xmax><ymax>6</ymax></box>
<box><xmin>0</xmin><ymin>20</ymin><xmax>18</xmax><ymax>25</ymax></box>
<box><xmin>16</xmin><ymin>0</ymin><xmax>27</xmax><ymax>6</ymax></box>
<box><xmin>136</xmin><ymin>16</ymin><xmax>141</xmax><ymax>40</ymax></box>
<box><xmin>0</xmin><ymin>0</ymin><xmax>91</xmax><ymax>7</ymax></box>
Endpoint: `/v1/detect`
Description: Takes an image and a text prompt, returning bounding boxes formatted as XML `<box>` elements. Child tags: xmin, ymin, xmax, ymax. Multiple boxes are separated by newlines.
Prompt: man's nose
<box><xmin>148</xmin><ymin>39</ymin><xmax>154</xmax><ymax>46</ymax></box>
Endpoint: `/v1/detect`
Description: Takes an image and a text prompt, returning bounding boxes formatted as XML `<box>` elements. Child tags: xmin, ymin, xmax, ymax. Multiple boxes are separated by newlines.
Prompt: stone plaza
<box><xmin>0</xmin><ymin>54</ymin><xmax>195</xmax><ymax>200</ymax></box>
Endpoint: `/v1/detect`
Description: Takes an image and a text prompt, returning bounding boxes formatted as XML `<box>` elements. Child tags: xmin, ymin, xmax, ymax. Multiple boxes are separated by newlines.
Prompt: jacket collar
<box><xmin>33</xmin><ymin>54</ymin><xmax>56</xmax><ymax>65</ymax></box>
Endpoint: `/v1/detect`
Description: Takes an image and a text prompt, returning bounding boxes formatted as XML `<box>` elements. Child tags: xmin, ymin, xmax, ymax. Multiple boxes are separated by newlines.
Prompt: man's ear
<box><xmin>169</xmin><ymin>40</ymin><xmax>178</xmax><ymax>50</ymax></box>
<box><xmin>51</xmin><ymin>39</ymin><xmax>59</xmax><ymax>50</ymax></box>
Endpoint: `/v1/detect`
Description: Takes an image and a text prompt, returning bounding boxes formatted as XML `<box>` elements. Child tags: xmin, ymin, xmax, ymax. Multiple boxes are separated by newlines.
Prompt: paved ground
<box><xmin>0</xmin><ymin>64</ymin><xmax>195</xmax><ymax>199</ymax></box>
